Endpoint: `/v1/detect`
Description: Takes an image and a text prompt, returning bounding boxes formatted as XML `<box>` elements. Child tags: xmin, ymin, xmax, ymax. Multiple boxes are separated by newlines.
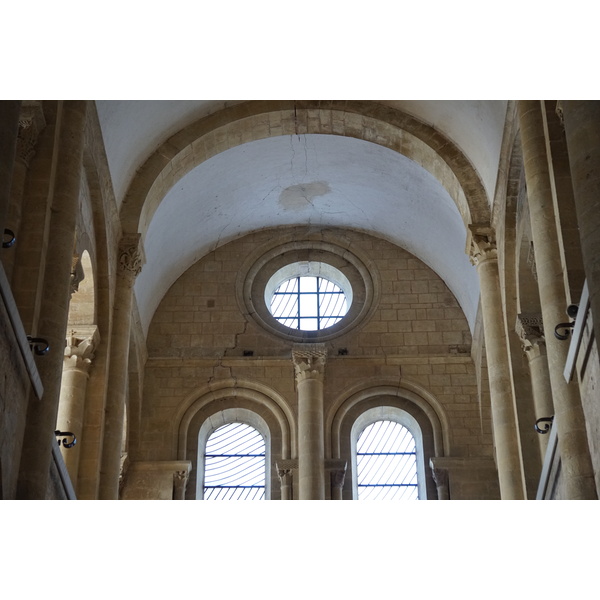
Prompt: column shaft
<box><xmin>17</xmin><ymin>101</ymin><xmax>88</xmax><ymax>499</ymax></box>
<box><xmin>470</xmin><ymin>230</ymin><xmax>526</xmax><ymax>499</ymax></box>
<box><xmin>55</xmin><ymin>328</ymin><xmax>98</xmax><ymax>490</ymax></box>
<box><xmin>297</xmin><ymin>377</ymin><xmax>325</xmax><ymax>499</ymax></box>
<box><xmin>293</xmin><ymin>345</ymin><xmax>326</xmax><ymax>500</ymax></box>
<box><xmin>56</xmin><ymin>362</ymin><xmax>89</xmax><ymax>483</ymax></box>
<box><xmin>98</xmin><ymin>234</ymin><xmax>142</xmax><ymax>499</ymax></box>
<box><xmin>518</xmin><ymin>100</ymin><xmax>597</xmax><ymax>499</ymax></box>
<box><xmin>527</xmin><ymin>345</ymin><xmax>554</xmax><ymax>457</ymax></box>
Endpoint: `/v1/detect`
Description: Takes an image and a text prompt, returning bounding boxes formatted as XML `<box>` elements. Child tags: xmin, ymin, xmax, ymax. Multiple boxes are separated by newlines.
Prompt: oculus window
<box><xmin>203</xmin><ymin>422</ymin><xmax>266</xmax><ymax>500</ymax></box>
<box><xmin>266</xmin><ymin>262</ymin><xmax>352</xmax><ymax>331</ymax></box>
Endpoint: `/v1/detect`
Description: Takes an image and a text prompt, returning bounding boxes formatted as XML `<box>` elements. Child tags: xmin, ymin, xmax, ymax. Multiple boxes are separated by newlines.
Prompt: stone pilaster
<box><xmin>56</xmin><ymin>326</ymin><xmax>100</xmax><ymax>490</ymax></box>
<box><xmin>469</xmin><ymin>225</ymin><xmax>526</xmax><ymax>499</ymax></box>
<box><xmin>518</xmin><ymin>100</ymin><xmax>597</xmax><ymax>499</ymax></box>
<box><xmin>99</xmin><ymin>233</ymin><xmax>144</xmax><ymax>499</ymax></box>
<box><xmin>292</xmin><ymin>344</ymin><xmax>327</xmax><ymax>500</ymax></box>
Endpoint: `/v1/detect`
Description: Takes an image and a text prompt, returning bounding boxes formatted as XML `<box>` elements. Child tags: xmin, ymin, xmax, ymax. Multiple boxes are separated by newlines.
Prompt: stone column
<box><xmin>330</xmin><ymin>466</ymin><xmax>347</xmax><ymax>500</ymax></box>
<box><xmin>469</xmin><ymin>226</ymin><xmax>526</xmax><ymax>499</ymax></box>
<box><xmin>292</xmin><ymin>344</ymin><xmax>326</xmax><ymax>500</ymax></box>
<box><xmin>3</xmin><ymin>102</ymin><xmax>46</xmax><ymax>281</ymax></box>
<box><xmin>55</xmin><ymin>326</ymin><xmax>99</xmax><ymax>490</ymax></box>
<box><xmin>17</xmin><ymin>101</ymin><xmax>88</xmax><ymax>499</ymax></box>
<box><xmin>518</xmin><ymin>101</ymin><xmax>597</xmax><ymax>499</ymax></box>
<box><xmin>515</xmin><ymin>313</ymin><xmax>554</xmax><ymax>458</ymax></box>
<box><xmin>98</xmin><ymin>234</ymin><xmax>143</xmax><ymax>499</ymax></box>
<box><xmin>173</xmin><ymin>470</ymin><xmax>189</xmax><ymax>500</ymax></box>
<box><xmin>0</xmin><ymin>101</ymin><xmax>21</xmax><ymax>241</ymax></box>
<box><xmin>276</xmin><ymin>463</ymin><xmax>294</xmax><ymax>500</ymax></box>
<box><xmin>560</xmin><ymin>101</ymin><xmax>600</xmax><ymax>345</ymax></box>
<box><xmin>431</xmin><ymin>466</ymin><xmax>450</xmax><ymax>500</ymax></box>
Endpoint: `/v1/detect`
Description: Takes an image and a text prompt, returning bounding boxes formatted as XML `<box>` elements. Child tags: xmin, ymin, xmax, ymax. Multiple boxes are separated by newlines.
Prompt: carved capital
<box><xmin>64</xmin><ymin>326</ymin><xmax>100</xmax><ymax>372</ymax></box>
<box><xmin>118</xmin><ymin>233</ymin><xmax>144</xmax><ymax>279</ymax></box>
<box><xmin>515</xmin><ymin>313</ymin><xmax>545</xmax><ymax>354</ymax></box>
<box><xmin>431</xmin><ymin>467</ymin><xmax>449</xmax><ymax>488</ymax></box>
<box><xmin>16</xmin><ymin>101</ymin><xmax>46</xmax><ymax>167</ymax></box>
<box><xmin>467</xmin><ymin>225</ymin><xmax>497</xmax><ymax>266</ymax></box>
<box><xmin>276</xmin><ymin>459</ymin><xmax>297</xmax><ymax>485</ymax></box>
<box><xmin>292</xmin><ymin>344</ymin><xmax>327</xmax><ymax>382</ymax></box>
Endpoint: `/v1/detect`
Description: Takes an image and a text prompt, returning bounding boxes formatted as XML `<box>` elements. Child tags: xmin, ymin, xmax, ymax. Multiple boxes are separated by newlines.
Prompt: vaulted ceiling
<box><xmin>95</xmin><ymin>100</ymin><xmax>509</xmax><ymax>336</ymax></box>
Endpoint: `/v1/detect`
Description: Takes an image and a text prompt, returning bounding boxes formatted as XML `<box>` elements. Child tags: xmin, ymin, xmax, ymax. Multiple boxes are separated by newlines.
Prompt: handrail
<box><xmin>0</xmin><ymin>261</ymin><xmax>43</xmax><ymax>399</ymax></box>
<box><xmin>536</xmin><ymin>421</ymin><xmax>559</xmax><ymax>500</ymax></box>
<box><xmin>563</xmin><ymin>280</ymin><xmax>590</xmax><ymax>382</ymax></box>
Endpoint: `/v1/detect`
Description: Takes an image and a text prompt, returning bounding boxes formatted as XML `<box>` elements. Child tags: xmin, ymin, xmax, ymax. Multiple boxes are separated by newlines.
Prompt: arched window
<box><xmin>197</xmin><ymin>409</ymin><xmax>272</xmax><ymax>500</ymax></box>
<box><xmin>351</xmin><ymin>407</ymin><xmax>426</xmax><ymax>500</ymax></box>
<box><xmin>356</xmin><ymin>420</ymin><xmax>418</xmax><ymax>500</ymax></box>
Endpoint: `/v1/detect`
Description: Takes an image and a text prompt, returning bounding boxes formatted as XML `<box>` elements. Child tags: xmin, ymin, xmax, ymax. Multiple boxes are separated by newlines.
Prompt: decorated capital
<box><xmin>468</xmin><ymin>224</ymin><xmax>497</xmax><ymax>266</ymax></box>
<box><xmin>292</xmin><ymin>344</ymin><xmax>327</xmax><ymax>382</ymax></box>
<box><xmin>118</xmin><ymin>233</ymin><xmax>144</xmax><ymax>279</ymax></box>
<box><xmin>515</xmin><ymin>313</ymin><xmax>545</xmax><ymax>356</ymax></box>
<box><xmin>63</xmin><ymin>326</ymin><xmax>100</xmax><ymax>373</ymax></box>
<box><xmin>16</xmin><ymin>101</ymin><xmax>46</xmax><ymax>167</ymax></box>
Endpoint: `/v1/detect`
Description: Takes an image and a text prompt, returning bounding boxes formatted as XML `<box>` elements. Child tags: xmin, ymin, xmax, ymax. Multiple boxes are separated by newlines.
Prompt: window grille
<box><xmin>356</xmin><ymin>420</ymin><xmax>419</xmax><ymax>500</ymax></box>
<box><xmin>270</xmin><ymin>276</ymin><xmax>347</xmax><ymax>331</ymax></box>
<box><xmin>203</xmin><ymin>422</ymin><xmax>266</xmax><ymax>500</ymax></box>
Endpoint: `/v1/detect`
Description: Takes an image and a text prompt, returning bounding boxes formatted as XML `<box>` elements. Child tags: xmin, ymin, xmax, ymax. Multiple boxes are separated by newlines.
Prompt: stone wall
<box><xmin>128</xmin><ymin>227</ymin><xmax>499</xmax><ymax>500</ymax></box>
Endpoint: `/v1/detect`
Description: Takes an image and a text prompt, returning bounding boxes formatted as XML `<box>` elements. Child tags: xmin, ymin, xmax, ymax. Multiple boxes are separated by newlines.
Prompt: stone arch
<box><xmin>175</xmin><ymin>378</ymin><xmax>296</xmax><ymax>461</ymax></box>
<box><xmin>71</xmin><ymin>147</ymin><xmax>114</xmax><ymax>498</ymax></box>
<box><xmin>175</xmin><ymin>378</ymin><xmax>296</xmax><ymax>500</ymax></box>
<box><xmin>119</xmin><ymin>101</ymin><xmax>490</xmax><ymax>238</ymax></box>
<box><xmin>327</xmin><ymin>380</ymin><xmax>449</xmax><ymax>500</ymax></box>
<box><xmin>327</xmin><ymin>378</ymin><xmax>450</xmax><ymax>459</ymax></box>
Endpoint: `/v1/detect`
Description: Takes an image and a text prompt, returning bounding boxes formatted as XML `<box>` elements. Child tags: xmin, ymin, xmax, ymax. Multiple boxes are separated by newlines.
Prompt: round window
<box><xmin>265</xmin><ymin>262</ymin><xmax>352</xmax><ymax>331</ymax></box>
<box><xmin>237</xmin><ymin>233</ymin><xmax>379</xmax><ymax>343</ymax></box>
